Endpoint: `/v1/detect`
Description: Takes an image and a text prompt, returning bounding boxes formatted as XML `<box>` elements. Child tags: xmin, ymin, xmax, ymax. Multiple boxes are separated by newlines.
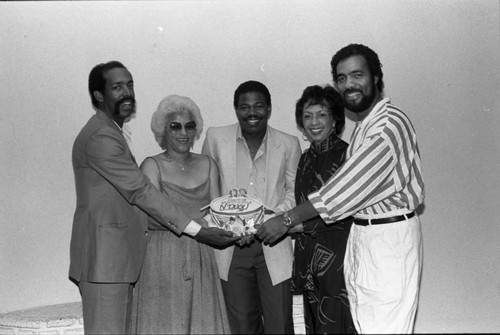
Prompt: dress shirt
<box><xmin>235</xmin><ymin>127</ymin><xmax>268</xmax><ymax>201</ymax></box>
<box><xmin>121</xmin><ymin>123</ymin><xmax>136</xmax><ymax>159</ymax></box>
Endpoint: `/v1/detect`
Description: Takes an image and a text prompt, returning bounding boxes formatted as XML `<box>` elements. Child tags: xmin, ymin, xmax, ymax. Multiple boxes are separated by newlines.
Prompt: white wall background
<box><xmin>1</xmin><ymin>0</ymin><xmax>499</xmax><ymax>333</ymax></box>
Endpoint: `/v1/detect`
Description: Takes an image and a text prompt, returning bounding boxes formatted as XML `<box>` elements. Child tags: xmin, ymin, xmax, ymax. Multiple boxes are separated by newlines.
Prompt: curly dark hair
<box><xmin>233</xmin><ymin>80</ymin><xmax>271</xmax><ymax>108</ymax></box>
<box><xmin>88</xmin><ymin>60</ymin><xmax>129</xmax><ymax>108</ymax></box>
<box><xmin>295</xmin><ymin>85</ymin><xmax>345</xmax><ymax>135</ymax></box>
<box><xmin>330</xmin><ymin>44</ymin><xmax>384</xmax><ymax>93</ymax></box>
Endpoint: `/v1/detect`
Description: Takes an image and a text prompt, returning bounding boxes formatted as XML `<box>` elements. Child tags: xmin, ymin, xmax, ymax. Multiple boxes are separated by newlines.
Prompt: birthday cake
<box><xmin>208</xmin><ymin>189</ymin><xmax>264</xmax><ymax>236</ymax></box>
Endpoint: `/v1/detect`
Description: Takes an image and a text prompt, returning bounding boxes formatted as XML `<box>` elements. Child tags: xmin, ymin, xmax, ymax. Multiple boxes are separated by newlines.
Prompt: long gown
<box><xmin>292</xmin><ymin>132</ymin><xmax>356</xmax><ymax>334</ymax></box>
<box><xmin>129</xmin><ymin>157</ymin><xmax>231</xmax><ymax>334</ymax></box>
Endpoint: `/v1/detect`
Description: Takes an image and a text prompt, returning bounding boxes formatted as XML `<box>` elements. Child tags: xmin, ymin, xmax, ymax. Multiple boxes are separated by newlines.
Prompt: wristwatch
<box><xmin>282</xmin><ymin>212</ymin><xmax>293</xmax><ymax>228</ymax></box>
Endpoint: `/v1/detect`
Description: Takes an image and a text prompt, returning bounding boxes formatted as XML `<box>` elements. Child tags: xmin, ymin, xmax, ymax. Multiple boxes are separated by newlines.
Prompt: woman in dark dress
<box><xmin>291</xmin><ymin>85</ymin><xmax>356</xmax><ymax>334</ymax></box>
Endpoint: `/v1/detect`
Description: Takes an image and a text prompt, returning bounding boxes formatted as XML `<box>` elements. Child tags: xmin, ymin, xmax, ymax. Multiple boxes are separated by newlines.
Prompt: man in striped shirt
<box><xmin>257</xmin><ymin>44</ymin><xmax>424</xmax><ymax>334</ymax></box>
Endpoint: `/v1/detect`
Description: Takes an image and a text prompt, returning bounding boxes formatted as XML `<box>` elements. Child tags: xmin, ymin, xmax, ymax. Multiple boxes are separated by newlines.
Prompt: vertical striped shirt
<box><xmin>308</xmin><ymin>97</ymin><xmax>424</xmax><ymax>223</ymax></box>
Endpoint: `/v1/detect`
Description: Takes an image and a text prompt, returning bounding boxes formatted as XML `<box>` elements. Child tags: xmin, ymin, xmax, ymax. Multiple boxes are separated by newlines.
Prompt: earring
<box><xmin>302</xmin><ymin>132</ymin><xmax>309</xmax><ymax>142</ymax></box>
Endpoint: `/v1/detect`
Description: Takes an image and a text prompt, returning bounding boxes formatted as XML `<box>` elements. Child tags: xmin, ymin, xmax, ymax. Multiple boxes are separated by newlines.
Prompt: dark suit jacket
<box><xmin>69</xmin><ymin>110</ymin><xmax>191</xmax><ymax>283</ymax></box>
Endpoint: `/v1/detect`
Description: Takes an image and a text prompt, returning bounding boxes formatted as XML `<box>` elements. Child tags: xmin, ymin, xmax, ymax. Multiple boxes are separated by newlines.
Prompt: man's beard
<box><xmin>114</xmin><ymin>97</ymin><xmax>136</xmax><ymax>116</ymax></box>
<box><xmin>343</xmin><ymin>88</ymin><xmax>376</xmax><ymax>114</ymax></box>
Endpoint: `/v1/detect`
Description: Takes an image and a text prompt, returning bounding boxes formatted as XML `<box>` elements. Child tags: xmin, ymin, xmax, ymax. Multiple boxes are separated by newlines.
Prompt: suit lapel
<box><xmin>96</xmin><ymin>110</ymin><xmax>137</xmax><ymax>166</ymax></box>
<box><xmin>227</xmin><ymin>125</ymin><xmax>238</xmax><ymax>189</ymax></box>
<box><xmin>264</xmin><ymin>127</ymin><xmax>283</xmax><ymax>204</ymax></box>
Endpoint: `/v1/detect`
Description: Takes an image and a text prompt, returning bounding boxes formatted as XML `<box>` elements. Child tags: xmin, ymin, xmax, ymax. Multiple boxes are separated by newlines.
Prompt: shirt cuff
<box><xmin>183</xmin><ymin>220</ymin><xmax>202</xmax><ymax>236</ymax></box>
<box><xmin>308</xmin><ymin>190</ymin><xmax>335</xmax><ymax>224</ymax></box>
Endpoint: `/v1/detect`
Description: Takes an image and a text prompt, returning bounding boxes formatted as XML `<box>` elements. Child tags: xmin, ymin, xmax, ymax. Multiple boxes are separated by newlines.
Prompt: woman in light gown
<box><xmin>129</xmin><ymin>95</ymin><xmax>231</xmax><ymax>334</ymax></box>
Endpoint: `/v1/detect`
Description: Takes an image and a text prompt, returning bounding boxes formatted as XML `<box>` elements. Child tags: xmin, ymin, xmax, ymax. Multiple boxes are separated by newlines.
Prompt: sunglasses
<box><xmin>169</xmin><ymin>121</ymin><xmax>197</xmax><ymax>133</ymax></box>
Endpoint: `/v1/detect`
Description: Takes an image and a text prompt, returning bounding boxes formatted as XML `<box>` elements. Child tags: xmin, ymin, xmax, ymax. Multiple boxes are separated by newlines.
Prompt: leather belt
<box><xmin>353</xmin><ymin>212</ymin><xmax>415</xmax><ymax>226</ymax></box>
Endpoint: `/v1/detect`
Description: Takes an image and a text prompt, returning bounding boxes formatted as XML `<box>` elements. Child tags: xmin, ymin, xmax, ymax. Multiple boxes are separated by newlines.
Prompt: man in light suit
<box><xmin>202</xmin><ymin>80</ymin><xmax>301</xmax><ymax>334</ymax></box>
<box><xmin>70</xmin><ymin>61</ymin><xmax>237</xmax><ymax>334</ymax></box>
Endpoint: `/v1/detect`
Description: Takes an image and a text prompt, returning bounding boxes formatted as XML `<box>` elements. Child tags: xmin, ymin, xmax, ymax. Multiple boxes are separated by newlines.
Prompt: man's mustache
<box><xmin>114</xmin><ymin>97</ymin><xmax>136</xmax><ymax>115</ymax></box>
<box><xmin>116</xmin><ymin>97</ymin><xmax>136</xmax><ymax>106</ymax></box>
<box><xmin>244</xmin><ymin>114</ymin><xmax>264</xmax><ymax>121</ymax></box>
<box><xmin>344</xmin><ymin>89</ymin><xmax>362</xmax><ymax>95</ymax></box>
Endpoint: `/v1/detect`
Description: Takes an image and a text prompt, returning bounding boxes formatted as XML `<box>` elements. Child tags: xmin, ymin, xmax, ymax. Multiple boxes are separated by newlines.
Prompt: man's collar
<box><xmin>358</xmin><ymin>97</ymin><xmax>391</xmax><ymax>126</ymax></box>
<box><xmin>112</xmin><ymin>120</ymin><xmax>122</xmax><ymax>130</ymax></box>
<box><xmin>96</xmin><ymin>109</ymin><xmax>122</xmax><ymax>130</ymax></box>
<box><xmin>236</xmin><ymin>124</ymin><xmax>269</xmax><ymax>143</ymax></box>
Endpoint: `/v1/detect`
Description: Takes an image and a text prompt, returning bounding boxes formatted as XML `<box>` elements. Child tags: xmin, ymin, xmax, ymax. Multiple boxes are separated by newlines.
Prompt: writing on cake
<box><xmin>219</xmin><ymin>198</ymin><xmax>251</xmax><ymax>212</ymax></box>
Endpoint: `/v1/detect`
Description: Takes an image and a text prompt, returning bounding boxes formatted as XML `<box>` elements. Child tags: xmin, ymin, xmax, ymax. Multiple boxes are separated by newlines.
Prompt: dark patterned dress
<box><xmin>292</xmin><ymin>132</ymin><xmax>356</xmax><ymax>334</ymax></box>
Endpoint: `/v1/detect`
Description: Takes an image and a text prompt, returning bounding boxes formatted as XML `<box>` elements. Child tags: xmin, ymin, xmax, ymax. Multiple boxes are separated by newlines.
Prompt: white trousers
<box><xmin>344</xmin><ymin>215</ymin><xmax>423</xmax><ymax>334</ymax></box>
